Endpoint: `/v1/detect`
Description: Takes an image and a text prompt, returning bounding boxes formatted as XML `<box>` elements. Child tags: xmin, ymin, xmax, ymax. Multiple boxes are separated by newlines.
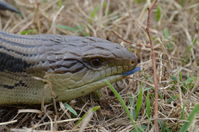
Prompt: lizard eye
<box><xmin>89</xmin><ymin>58</ymin><xmax>104</xmax><ymax>68</ymax></box>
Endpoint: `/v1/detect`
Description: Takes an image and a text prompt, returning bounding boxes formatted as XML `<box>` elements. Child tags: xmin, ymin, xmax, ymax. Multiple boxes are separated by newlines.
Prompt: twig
<box><xmin>111</xmin><ymin>30</ymin><xmax>152</xmax><ymax>48</ymax></box>
<box><xmin>145</xmin><ymin>0</ymin><xmax>159</xmax><ymax>132</ymax></box>
<box><xmin>111</xmin><ymin>30</ymin><xmax>133</xmax><ymax>44</ymax></box>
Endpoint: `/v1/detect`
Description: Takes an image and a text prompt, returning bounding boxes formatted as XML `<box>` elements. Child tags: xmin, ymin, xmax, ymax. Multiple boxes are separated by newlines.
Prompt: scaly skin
<box><xmin>0</xmin><ymin>31</ymin><xmax>138</xmax><ymax>105</ymax></box>
<box><xmin>0</xmin><ymin>0</ymin><xmax>20</xmax><ymax>13</ymax></box>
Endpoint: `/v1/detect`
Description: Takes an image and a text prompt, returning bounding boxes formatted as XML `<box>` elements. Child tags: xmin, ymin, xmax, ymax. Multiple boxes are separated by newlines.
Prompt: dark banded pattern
<box><xmin>0</xmin><ymin>53</ymin><xmax>31</xmax><ymax>72</ymax></box>
<box><xmin>2</xmin><ymin>80</ymin><xmax>27</xmax><ymax>89</ymax></box>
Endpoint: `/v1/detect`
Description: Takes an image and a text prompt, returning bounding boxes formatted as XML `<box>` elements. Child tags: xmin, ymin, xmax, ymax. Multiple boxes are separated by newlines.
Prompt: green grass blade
<box><xmin>146</xmin><ymin>92</ymin><xmax>151</xmax><ymax>119</ymax></box>
<box><xmin>56</xmin><ymin>24</ymin><xmax>83</xmax><ymax>32</ymax></box>
<box><xmin>105</xmin><ymin>80</ymin><xmax>144</xmax><ymax>132</ymax></box>
<box><xmin>155</xmin><ymin>6</ymin><xmax>161</xmax><ymax>22</ymax></box>
<box><xmin>64</xmin><ymin>103</ymin><xmax>78</xmax><ymax>116</ymax></box>
<box><xmin>163</xmin><ymin>28</ymin><xmax>170</xmax><ymax>40</ymax></box>
<box><xmin>179</xmin><ymin>104</ymin><xmax>199</xmax><ymax>132</ymax></box>
<box><xmin>105</xmin><ymin>81</ymin><xmax>135</xmax><ymax>122</ymax></box>
<box><xmin>57</xmin><ymin>0</ymin><xmax>63</xmax><ymax>8</ymax></box>
<box><xmin>135</xmin><ymin>88</ymin><xmax>143</xmax><ymax>119</ymax></box>
<box><xmin>75</xmin><ymin>106</ymin><xmax>100</xmax><ymax>127</ymax></box>
<box><xmin>20</xmin><ymin>29</ymin><xmax>37</xmax><ymax>35</ymax></box>
<box><xmin>90</xmin><ymin>6</ymin><xmax>99</xmax><ymax>19</ymax></box>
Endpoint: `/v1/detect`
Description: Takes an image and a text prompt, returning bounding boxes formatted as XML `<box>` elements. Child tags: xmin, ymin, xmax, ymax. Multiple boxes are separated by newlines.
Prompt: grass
<box><xmin>0</xmin><ymin>0</ymin><xmax>198</xmax><ymax>131</ymax></box>
<box><xmin>105</xmin><ymin>81</ymin><xmax>137</xmax><ymax>126</ymax></box>
<box><xmin>180</xmin><ymin>104</ymin><xmax>199</xmax><ymax>132</ymax></box>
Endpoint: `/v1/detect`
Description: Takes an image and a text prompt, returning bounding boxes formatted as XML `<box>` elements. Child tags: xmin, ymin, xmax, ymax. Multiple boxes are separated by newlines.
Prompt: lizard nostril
<box><xmin>131</xmin><ymin>61</ymin><xmax>135</xmax><ymax>65</ymax></box>
<box><xmin>130</xmin><ymin>59</ymin><xmax>138</xmax><ymax>67</ymax></box>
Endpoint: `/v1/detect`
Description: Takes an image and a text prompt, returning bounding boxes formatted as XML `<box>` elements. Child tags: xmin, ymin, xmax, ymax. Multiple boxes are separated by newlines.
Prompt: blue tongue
<box><xmin>122</xmin><ymin>67</ymin><xmax>141</xmax><ymax>76</ymax></box>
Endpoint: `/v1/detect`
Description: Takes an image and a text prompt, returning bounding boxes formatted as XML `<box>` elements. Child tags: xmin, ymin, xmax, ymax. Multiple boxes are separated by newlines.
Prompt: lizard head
<box><xmin>44</xmin><ymin>36</ymin><xmax>139</xmax><ymax>101</ymax></box>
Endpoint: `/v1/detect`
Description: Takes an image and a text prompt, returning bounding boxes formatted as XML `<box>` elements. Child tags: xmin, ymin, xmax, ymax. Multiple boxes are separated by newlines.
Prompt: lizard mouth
<box><xmin>103</xmin><ymin>67</ymin><xmax>141</xmax><ymax>83</ymax></box>
<box><xmin>82</xmin><ymin>67</ymin><xmax>141</xmax><ymax>89</ymax></box>
<box><xmin>74</xmin><ymin>67</ymin><xmax>141</xmax><ymax>90</ymax></box>
<box><xmin>56</xmin><ymin>67</ymin><xmax>141</xmax><ymax>101</ymax></box>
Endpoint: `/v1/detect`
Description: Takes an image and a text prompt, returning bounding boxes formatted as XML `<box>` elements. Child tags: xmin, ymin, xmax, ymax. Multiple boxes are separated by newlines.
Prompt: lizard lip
<box><xmin>122</xmin><ymin>67</ymin><xmax>141</xmax><ymax>76</ymax></box>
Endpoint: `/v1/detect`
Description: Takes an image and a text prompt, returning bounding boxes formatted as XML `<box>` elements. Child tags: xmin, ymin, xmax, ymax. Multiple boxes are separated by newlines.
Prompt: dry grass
<box><xmin>0</xmin><ymin>0</ymin><xmax>198</xmax><ymax>131</ymax></box>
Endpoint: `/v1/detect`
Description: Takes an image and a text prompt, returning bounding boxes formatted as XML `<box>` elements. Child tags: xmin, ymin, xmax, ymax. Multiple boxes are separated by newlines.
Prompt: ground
<box><xmin>0</xmin><ymin>0</ymin><xmax>198</xmax><ymax>131</ymax></box>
